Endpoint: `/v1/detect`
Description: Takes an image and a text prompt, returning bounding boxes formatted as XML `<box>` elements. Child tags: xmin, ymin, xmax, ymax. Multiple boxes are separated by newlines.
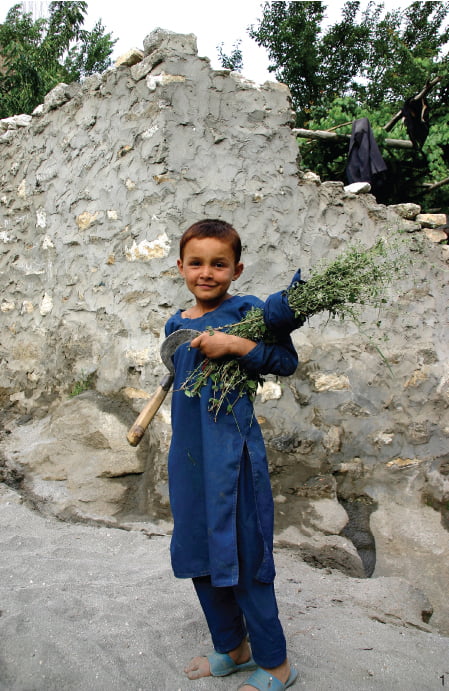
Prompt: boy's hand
<box><xmin>190</xmin><ymin>331</ymin><xmax>256</xmax><ymax>359</ymax></box>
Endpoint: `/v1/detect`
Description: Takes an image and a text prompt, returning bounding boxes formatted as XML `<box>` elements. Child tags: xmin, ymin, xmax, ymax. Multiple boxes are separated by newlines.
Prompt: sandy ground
<box><xmin>1</xmin><ymin>485</ymin><xmax>448</xmax><ymax>691</ymax></box>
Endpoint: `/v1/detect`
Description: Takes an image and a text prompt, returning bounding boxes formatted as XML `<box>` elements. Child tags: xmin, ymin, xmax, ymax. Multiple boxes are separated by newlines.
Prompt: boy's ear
<box><xmin>233</xmin><ymin>262</ymin><xmax>244</xmax><ymax>280</ymax></box>
<box><xmin>177</xmin><ymin>258</ymin><xmax>184</xmax><ymax>275</ymax></box>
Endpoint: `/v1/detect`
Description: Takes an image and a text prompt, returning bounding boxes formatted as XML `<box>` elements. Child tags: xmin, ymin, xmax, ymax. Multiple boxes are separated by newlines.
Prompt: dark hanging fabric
<box><xmin>346</xmin><ymin>117</ymin><xmax>388</xmax><ymax>185</ymax></box>
<box><xmin>401</xmin><ymin>96</ymin><xmax>429</xmax><ymax>149</ymax></box>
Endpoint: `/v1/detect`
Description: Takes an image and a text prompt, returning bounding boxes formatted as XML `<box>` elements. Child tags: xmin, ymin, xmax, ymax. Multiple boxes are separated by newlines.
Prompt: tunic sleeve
<box><xmin>237</xmin><ymin>337</ymin><xmax>298</xmax><ymax>377</ymax></box>
<box><xmin>236</xmin><ymin>289</ymin><xmax>299</xmax><ymax>377</ymax></box>
<box><xmin>263</xmin><ymin>268</ymin><xmax>306</xmax><ymax>335</ymax></box>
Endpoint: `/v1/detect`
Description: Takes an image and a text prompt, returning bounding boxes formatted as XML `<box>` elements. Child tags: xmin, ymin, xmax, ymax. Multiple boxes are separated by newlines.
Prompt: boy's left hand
<box><xmin>190</xmin><ymin>331</ymin><xmax>256</xmax><ymax>359</ymax></box>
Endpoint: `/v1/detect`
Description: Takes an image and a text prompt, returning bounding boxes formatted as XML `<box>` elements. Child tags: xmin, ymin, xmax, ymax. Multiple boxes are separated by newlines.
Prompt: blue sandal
<box><xmin>242</xmin><ymin>665</ymin><xmax>298</xmax><ymax>690</ymax></box>
<box><xmin>208</xmin><ymin>651</ymin><xmax>257</xmax><ymax>677</ymax></box>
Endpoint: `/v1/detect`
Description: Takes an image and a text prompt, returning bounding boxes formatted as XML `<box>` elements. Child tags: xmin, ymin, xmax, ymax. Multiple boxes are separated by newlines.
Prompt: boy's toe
<box><xmin>184</xmin><ymin>656</ymin><xmax>211</xmax><ymax>679</ymax></box>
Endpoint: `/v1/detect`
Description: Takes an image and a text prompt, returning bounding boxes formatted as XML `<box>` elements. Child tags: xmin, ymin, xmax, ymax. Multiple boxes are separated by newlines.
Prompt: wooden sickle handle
<box><xmin>126</xmin><ymin>373</ymin><xmax>173</xmax><ymax>446</ymax></box>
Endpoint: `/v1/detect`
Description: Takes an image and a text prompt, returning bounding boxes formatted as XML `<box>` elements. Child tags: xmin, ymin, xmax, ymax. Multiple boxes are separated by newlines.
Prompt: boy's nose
<box><xmin>200</xmin><ymin>265</ymin><xmax>213</xmax><ymax>277</ymax></box>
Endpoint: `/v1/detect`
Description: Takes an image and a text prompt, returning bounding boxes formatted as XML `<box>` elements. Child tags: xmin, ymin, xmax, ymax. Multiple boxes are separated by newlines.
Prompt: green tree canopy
<box><xmin>250</xmin><ymin>1</ymin><xmax>449</xmax><ymax>121</ymax></box>
<box><xmin>249</xmin><ymin>1</ymin><xmax>449</xmax><ymax>208</ymax></box>
<box><xmin>0</xmin><ymin>1</ymin><xmax>116</xmax><ymax>118</ymax></box>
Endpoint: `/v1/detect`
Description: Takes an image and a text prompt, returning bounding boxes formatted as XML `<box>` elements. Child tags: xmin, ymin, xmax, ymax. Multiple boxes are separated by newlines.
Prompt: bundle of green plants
<box><xmin>181</xmin><ymin>236</ymin><xmax>411</xmax><ymax>418</ymax></box>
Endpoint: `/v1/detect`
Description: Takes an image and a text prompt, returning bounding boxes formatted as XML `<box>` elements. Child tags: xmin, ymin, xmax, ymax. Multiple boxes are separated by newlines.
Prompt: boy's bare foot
<box><xmin>240</xmin><ymin>659</ymin><xmax>292</xmax><ymax>690</ymax></box>
<box><xmin>184</xmin><ymin>637</ymin><xmax>252</xmax><ymax>680</ymax></box>
<box><xmin>184</xmin><ymin>656</ymin><xmax>212</xmax><ymax>680</ymax></box>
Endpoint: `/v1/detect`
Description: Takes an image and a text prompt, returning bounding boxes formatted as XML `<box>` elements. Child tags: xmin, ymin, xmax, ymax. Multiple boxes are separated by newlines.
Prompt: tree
<box><xmin>249</xmin><ymin>1</ymin><xmax>449</xmax><ymax>208</ymax></box>
<box><xmin>249</xmin><ymin>1</ymin><xmax>376</xmax><ymax>124</ymax></box>
<box><xmin>0</xmin><ymin>2</ymin><xmax>116</xmax><ymax>118</ymax></box>
<box><xmin>217</xmin><ymin>40</ymin><xmax>243</xmax><ymax>72</ymax></box>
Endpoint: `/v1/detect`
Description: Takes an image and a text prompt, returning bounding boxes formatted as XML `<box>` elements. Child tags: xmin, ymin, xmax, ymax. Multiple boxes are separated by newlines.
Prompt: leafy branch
<box><xmin>181</xmin><ymin>236</ymin><xmax>413</xmax><ymax>418</ymax></box>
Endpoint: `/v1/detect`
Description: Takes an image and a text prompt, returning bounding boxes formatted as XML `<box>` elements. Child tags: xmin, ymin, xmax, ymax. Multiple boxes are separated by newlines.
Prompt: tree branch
<box><xmin>383</xmin><ymin>76</ymin><xmax>442</xmax><ymax>132</ymax></box>
<box><xmin>421</xmin><ymin>176</ymin><xmax>449</xmax><ymax>193</ymax></box>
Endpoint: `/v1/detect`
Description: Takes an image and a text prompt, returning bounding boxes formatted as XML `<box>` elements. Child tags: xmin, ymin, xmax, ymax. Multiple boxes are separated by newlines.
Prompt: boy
<box><xmin>165</xmin><ymin>219</ymin><xmax>299</xmax><ymax>690</ymax></box>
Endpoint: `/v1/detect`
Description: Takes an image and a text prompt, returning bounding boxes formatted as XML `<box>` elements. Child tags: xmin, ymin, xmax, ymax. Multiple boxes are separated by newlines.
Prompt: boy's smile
<box><xmin>177</xmin><ymin>237</ymin><xmax>243</xmax><ymax>314</ymax></box>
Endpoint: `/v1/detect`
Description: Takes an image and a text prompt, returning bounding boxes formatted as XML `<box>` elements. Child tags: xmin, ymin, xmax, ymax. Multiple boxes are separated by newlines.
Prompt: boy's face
<box><xmin>177</xmin><ymin>237</ymin><xmax>243</xmax><ymax>311</ymax></box>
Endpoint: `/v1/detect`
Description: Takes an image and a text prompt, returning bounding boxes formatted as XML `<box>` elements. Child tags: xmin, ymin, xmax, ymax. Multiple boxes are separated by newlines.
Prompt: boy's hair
<box><xmin>179</xmin><ymin>219</ymin><xmax>242</xmax><ymax>262</ymax></box>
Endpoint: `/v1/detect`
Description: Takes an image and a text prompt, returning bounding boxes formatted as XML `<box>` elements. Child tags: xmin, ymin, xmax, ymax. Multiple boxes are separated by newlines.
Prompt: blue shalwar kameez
<box><xmin>165</xmin><ymin>294</ymin><xmax>298</xmax><ymax>668</ymax></box>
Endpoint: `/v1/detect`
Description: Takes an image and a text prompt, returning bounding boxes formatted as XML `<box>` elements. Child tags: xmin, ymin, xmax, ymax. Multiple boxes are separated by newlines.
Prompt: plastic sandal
<box><xmin>207</xmin><ymin>651</ymin><xmax>257</xmax><ymax>677</ymax></box>
<box><xmin>241</xmin><ymin>665</ymin><xmax>298</xmax><ymax>690</ymax></box>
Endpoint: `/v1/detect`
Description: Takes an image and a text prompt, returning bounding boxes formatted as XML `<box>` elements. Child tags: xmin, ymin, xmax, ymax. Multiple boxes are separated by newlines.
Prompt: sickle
<box><xmin>126</xmin><ymin>329</ymin><xmax>201</xmax><ymax>446</ymax></box>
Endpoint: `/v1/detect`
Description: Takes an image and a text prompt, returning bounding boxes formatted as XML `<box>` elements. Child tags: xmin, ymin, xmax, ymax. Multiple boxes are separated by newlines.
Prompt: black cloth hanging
<box><xmin>346</xmin><ymin>117</ymin><xmax>388</xmax><ymax>185</ymax></box>
<box><xmin>401</xmin><ymin>96</ymin><xmax>429</xmax><ymax>149</ymax></box>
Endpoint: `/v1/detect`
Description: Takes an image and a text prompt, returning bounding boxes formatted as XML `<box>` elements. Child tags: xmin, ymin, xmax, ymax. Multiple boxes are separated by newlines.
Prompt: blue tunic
<box><xmin>165</xmin><ymin>294</ymin><xmax>298</xmax><ymax>587</ymax></box>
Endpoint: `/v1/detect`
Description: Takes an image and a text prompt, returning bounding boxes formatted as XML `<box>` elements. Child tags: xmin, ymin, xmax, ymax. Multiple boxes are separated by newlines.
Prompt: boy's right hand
<box><xmin>190</xmin><ymin>331</ymin><xmax>256</xmax><ymax>359</ymax></box>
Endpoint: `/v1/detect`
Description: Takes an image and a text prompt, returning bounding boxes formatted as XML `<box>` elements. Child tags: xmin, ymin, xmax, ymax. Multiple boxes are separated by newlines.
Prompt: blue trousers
<box><xmin>192</xmin><ymin>451</ymin><xmax>287</xmax><ymax>669</ymax></box>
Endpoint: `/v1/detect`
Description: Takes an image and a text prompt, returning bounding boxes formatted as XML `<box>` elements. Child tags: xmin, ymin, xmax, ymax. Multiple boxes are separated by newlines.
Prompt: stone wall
<box><xmin>1</xmin><ymin>30</ymin><xmax>449</xmax><ymax>632</ymax></box>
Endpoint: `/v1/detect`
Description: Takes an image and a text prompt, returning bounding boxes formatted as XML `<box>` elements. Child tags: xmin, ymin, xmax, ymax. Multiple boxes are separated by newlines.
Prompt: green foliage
<box><xmin>302</xmin><ymin>89</ymin><xmax>449</xmax><ymax>207</ymax></box>
<box><xmin>0</xmin><ymin>2</ymin><xmax>116</xmax><ymax>118</ymax></box>
<box><xmin>250</xmin><ymin>1</ymin><xmax>449</xmax><ymax>208</ymax></box>
<box><xmin>217</xmin><ymin>39</ymin><xmax>243</xmax><ymax>72</ymax></box>
<box><xmin>249</xmin><ymin>1</ymin><xmax>376</xmax><ymax>123</ymax></box>
<box><xmin>62</xmin><ymin>18</ymin><xmax>116</xmax><ymax>82</ymax></box>
<box><xmin>69</xmin><ymin>371</ymin><xmax>94</xmax><ymax>397</ymax></box>
<box><xmin>361</xmin><ymin>2</ymin><xmax>449</xmax><ymax>108</ymax></box>
<box><xmin>250</xmin><ymin>1</ymin><xmax>449</xmax><ymax>117</ymax></box>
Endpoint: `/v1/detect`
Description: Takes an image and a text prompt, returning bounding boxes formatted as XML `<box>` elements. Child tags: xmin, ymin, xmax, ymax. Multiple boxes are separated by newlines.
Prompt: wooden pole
<box><xmin>292</xmin><ymin>128</ymin><xmax>413</xmax><ymax>149</ymax></box>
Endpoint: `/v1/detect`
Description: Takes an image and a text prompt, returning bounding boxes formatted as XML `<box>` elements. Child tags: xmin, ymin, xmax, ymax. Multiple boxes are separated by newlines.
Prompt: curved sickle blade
<box><xmin>160</xmin><ymin>329</ymin><xmax>202</xmax><ymax>372</ymax></box>
<box><xmin>127</xmin><ymin>328</ymin><xmax>202</xmax><ymax>446</ymax></box>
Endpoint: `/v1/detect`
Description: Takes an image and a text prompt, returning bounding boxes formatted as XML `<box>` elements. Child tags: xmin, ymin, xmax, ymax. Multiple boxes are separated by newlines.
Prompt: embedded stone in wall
<box><xmin>1</xmin><ymin>300</ymin><xmax>15</xmax><ymax>312</ymax></box>
<box><xmin>416</xmin><ymin>213</ymin><xmax>447</xmax><ymax>228</ymax></box>
<box><xmin>76</xmin><ymin>211</ymin><xmax>100</xmax><ymax>230</ymax></box>
<box><xmin>310</xmin><ymin>372</ymin><xmax>351</xmax><ymax>392</ymax></box>
<box><xmin>39</xmin><ymin>293</ymin><xmax>53</xmax><ymax>316</ymax></box>
<box><xmin>125</xmin><ymin>234</ymin><xmax>171</xmax><ymax>261</ymax></box>
<box><xmin>423</xmin><ymin>227</ymin><xmax>448</xmax><ymax>243</ymax></box>
<box><xmin>322</xmin><ymin>425</ymin><xmax>342</xmax><ymax>453</ymax></box>
<box><xmin>146</xmin><ymin>73</ymin><xmax>186</xmax><ymax>92</ymax></box>
<box><xmin>115</xmin><ymin>48</ymin><xmax>144</xmax><ymax>67</ymax></box>
<box><xmin>258</xmin><ymin>381</ymin><xmax>282</xmax><ymax>402</ymax></box>
<box><xmin>389</xmin><ymin>203</ymin><xmax>421</xmax><ymax>219</ymax></box>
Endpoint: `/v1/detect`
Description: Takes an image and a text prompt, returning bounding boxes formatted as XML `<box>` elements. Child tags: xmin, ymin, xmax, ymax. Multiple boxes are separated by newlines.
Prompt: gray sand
<box><xmin>1</xmin><ymin>486</ymin><xmax>447</xmax><ymax>691</ymax></box>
